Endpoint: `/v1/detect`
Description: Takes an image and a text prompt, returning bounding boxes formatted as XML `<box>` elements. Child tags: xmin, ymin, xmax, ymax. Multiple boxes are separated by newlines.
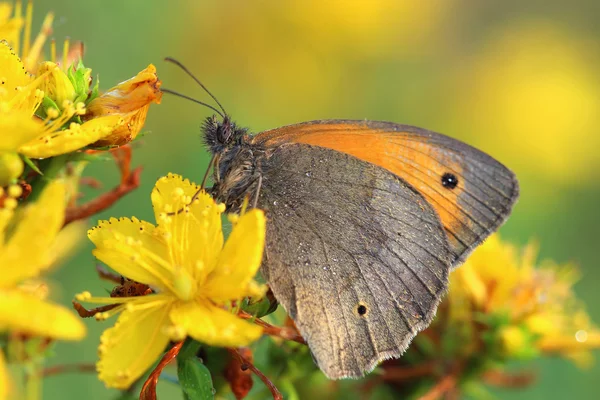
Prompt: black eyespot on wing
<box><xmin>441</xmin><ymin>172</ymin><xmax>458</xmax><ymax>189</ymax></box>
<box><xmin>357</xmin><ymin>304</ymin><xmax>368</xmax><ymax>316</ymax></box>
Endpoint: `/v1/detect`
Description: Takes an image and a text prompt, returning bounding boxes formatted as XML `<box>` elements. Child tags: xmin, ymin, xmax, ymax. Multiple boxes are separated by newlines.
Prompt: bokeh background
<box><xmin>36</xmin><ymin>0</ymin><xmax>599</xmax><ymax>399</ymax></box>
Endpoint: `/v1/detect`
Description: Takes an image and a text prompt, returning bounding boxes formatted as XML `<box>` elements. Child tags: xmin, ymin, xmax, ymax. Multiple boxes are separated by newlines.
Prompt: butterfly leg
<box><xmin>201</xmin><ymin>153</ymin><xmax>217</xmax><ymax>189</ymax></box>
<box><xmin>95</xmin><ymin>264</ymin><xmax>123</xmax><ymax>284</ymax></box>
<box><xmin>252</xmin><ymin>174</ymin><xmax>263</xmax><ymax>209</ymax></box>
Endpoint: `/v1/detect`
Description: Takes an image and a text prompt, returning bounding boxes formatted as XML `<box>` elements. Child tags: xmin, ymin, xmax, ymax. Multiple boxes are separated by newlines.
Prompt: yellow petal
<box><xmin>0</xmin><ymin>289</ymin><xmax>86</xmax><ymax>340</ymax></box>
<box><xmin>88</xmin><ymin>217</ymin><xmax>175</xmax><ymax>294</ymax></box>
<box><xmin>0</xmin><ymin>111</ymin><xmax>44</xmax><ymax>150</ymax></box>
<box><xmin>150</xmin><ymin>173</ymin><xmax>204</xmax><ymax>221</ymax></box>
<box><xmin>83</xmin><ymin>64</ymin><xmax>161</xmax><ymax>147</ymax></box>
<box><xmin>0</xmin><ymin>3</ymin><xmax>23</xmax><ymax>46</ymax></box>
<box><xmin>47</xmin><ymin>220</ymin><xmax>86</xmax><ymax>271</ymax></box>
<box><xmin>203</xmin><ymin>209</ymin><xmax>266</xmax><ymax>301</ymax></box>
<box><xmin>0</xmin><ymin>152</ymin><xmax>23</xmax><ymax>186</ymax></box>
<box><xmin>0</xmin><ymin>349</ymin><xmax>9</xmax><ymax>400</ymax></box>
<box><xmin>150</xmin><ymin>174</ymin><xmax>224</xmax><ymax>281</ymax></box>
<box><xmin>0</xmin><ymin>208</ymin><xmax>13</xmax><ymax>248</ymax></box>
<box><xmin>19</xmin><ymin>115</ymin><xmax>124</xmax><ymax>158</ymax></box>
<box><xmin>0</xmin><ymin>181</ymin><xmax>65</xmax><ymax>288</ymax></box>
<box><xmin>86</xmin><ymin>64</ymin><xmax>162</xmax><ymax>116</ymax></box>
<box><xmin>97</xmin><ymin>299</ymin><xmax>172</xmax><ymax>389</ymax></box>
<box><xmin>0</xmin><ymin>41</ymin><xmax>41</xmax><ymax>115</ymax></box>
<box><xmin>170</xmin><ymin>300</ymin><xmax>262</xmax><ymax>347</ymax></box>
<box><xmin>0</xmin><ymin>40</ymin><xmax>31</xmax><ymax>99</ymax></box>
<box><xmin>91</xmin><ymin>106</ymin><xmax>149</xmax><ymax>147</ymax></box>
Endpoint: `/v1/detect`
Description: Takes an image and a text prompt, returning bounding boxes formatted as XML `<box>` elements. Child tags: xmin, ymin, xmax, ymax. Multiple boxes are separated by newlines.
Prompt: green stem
<box><xmin>27</xmin><ymin>154</ymin><xmax>70</xmax><ymax>202</ymax></box>
<box><xmin>25</xmin><ymin>363</ymin><xmax>42</xmax><ymax>400</ymax></box>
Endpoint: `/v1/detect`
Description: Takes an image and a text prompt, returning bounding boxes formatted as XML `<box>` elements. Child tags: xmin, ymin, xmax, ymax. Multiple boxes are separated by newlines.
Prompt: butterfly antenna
<box><xmin>160</xmin><ymin>88</ymin><xmax>225</xmax><ymax>118</ymax></box>
<box><xmin>164</xmin><ymin>57</ymin><xmax>228</xmax><ymax>117</ymax></box>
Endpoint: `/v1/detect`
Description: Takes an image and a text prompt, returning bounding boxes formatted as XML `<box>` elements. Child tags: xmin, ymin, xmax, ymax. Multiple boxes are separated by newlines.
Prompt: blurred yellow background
<box><xmin>38</xmin><ymin>0</ymin><xmax>599</xmax><ymax>399</ymax></box>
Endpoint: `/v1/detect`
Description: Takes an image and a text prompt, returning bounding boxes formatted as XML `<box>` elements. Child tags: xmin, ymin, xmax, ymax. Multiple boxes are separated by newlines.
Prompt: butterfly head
<box><xmin>202</xmin><ymin>114</ymin><xmax>248</xmax><ymax>154</ymax></box>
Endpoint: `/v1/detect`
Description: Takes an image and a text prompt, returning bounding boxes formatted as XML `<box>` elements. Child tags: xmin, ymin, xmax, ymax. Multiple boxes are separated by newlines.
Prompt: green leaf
<box><xmin>88</xmin><ymin>74</ymin><xmax>100</xmax><ymax>104</ymax></box>
<box><xmin>241</xmin><ymin>292</ymin><xmax>278</xmax><ymax>318</ymax></box>
<box><xmin>37</xmin><ymin>96</ymin><xmax>59</xmax><ymax>119</ymax></box>
<box><xmin>177</xmin><ymin>358</ymin><xmax>215</xmax><ymax>400</ymax></box>
<box><xmin>68</xmin><ymin>60</ymin><xmax>94</xmax><ymax>104</ymax></box>
<box><xmin>178</xmin><ymin>338</ymin><xmax>203</xmax><ymax>362</ymax></box>
<box><xmin>67</xmin><ymin>151</ymin><xmax>113</xmax><ymax>163</ymax></box>
<box><xmin>21</xmin><ymin>155</ymin><xmax>43</xmax><ymax>175</ymax></box>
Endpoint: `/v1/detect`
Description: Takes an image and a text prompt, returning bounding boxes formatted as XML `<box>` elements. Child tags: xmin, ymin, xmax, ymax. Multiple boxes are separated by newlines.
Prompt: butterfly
<box><xmin>164</xmin><ymin>58</ymin><xmax>519</xmax><ymax>379</ymax></box>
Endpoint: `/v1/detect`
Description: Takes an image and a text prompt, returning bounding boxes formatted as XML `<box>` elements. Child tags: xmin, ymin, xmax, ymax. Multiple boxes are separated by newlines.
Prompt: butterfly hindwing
<box><xmin>256</xmin><ymin>143</ymin><xmax>452</xmax><ymax>378</ymax></box>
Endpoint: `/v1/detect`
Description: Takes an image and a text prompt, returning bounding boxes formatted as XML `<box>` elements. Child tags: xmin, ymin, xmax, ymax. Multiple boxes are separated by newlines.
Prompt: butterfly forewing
<box><xmin>252</xmin><ymin>120</ymin><xmax>520</xmax><ymax>267</ymax></box>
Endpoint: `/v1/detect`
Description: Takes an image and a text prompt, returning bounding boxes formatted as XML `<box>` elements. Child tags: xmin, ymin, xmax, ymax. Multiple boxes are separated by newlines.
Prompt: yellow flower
<box><xmin>85</xmin><ymin>64</ymin><xmax>162</xmax><ymax>147</ymax></box>
<box><xmin>0</xmin><ymin>40</ymin><xmax>126</xmax><ymax>163</ymax></box>
<box><xmin>77</xmin><ymin>174</ymin><xmax>265</xmax><ymax>389</ymax></box>
<box><xmin>0</xmin><ymin>181</ymin><xmax>87</xmax><ymax>398</ymax></box>
<box><xmin>451</xmin><ymin>235</ymin><xmax>600</xmax><ymax>367</ymax></box>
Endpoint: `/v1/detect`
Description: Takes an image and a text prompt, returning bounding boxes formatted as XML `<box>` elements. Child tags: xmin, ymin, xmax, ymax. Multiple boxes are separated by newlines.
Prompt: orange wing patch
<box><xmin>252</xmin><ymin>122</ymin><xmax>470</xmax><ymax>257</ymax></box>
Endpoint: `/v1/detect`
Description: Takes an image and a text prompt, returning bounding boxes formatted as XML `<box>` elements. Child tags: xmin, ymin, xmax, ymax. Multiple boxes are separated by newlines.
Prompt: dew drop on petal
<box><xmin>575</xmin><ymin>330</ymin><xmax>588</xmax><ymax>343</ymax></box>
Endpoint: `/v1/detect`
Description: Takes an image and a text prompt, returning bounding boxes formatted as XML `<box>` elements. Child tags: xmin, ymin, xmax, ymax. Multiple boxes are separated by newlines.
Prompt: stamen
<box><xmin>75</xmin><ymin>291</ymin><xmax>92</xmax><ymax>301</ymax></box>
<box><xmin>46</xmin><ymin>107</ymin><xmax>59</xmax><ymax>120</ymax></box>
<box><xmin>7</xmin><ymin>70</ymin><xmax>49</xmax><ymax>112</ymax></box>
<box><xmin>75</xmin><ymin>101</ymin><xmax>86</xmax><ymax>115</ymax></box>
<box><xmin>3</xmin><ymin>198</ymin><xmax>17</xmax><ymax>210</ymax></box>
<box><xmin>227</xmin><ymin>214</ymin><xmax>239</xmax><ymax>224</ymax></box>
<box><xmin>8</xmin><ymin>184</ymin><xmax>23</xmax><ymax>198</ymax></box>
<box><xmin>62</xmin><ymin>37</ymin><xmax>70</xmax><ymax>70</ymax></box>
<box><xmin>125</xmin><ymin>242</ymin><xmax>179</xmax><ymax>293</ymax></box>
<box><xmin>95</xmin><ymin>305</ymin><xmax>125</xmax><ymax>321</ymax></box>
<box><xmin>163</xmin><ymin>325</ymin><xmax>186</xmax><ymax>341</ymax></box>
<box><xmin>50</xmin><ymin>38</ymin><xmax>56</xmax><ymax>63</ymax></box>
<box><xmin>23</xmin><ymin>0</ymin><xmax>33</xmax><ymax>58</ymax></box>
<box><xmin>24</xmin><ymin>11</ymin><xmax>54</xmax><ymax>71</ymax></box>
<box><xmin>14</xmin><ymin>1</ymin><xmax>23</xmax><ymax>55</ymax></box>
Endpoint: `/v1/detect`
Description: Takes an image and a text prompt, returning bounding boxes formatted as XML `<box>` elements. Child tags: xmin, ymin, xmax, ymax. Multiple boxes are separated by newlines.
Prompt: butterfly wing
<box><xmin>253</xmin><ymin>120</ymin><xmax>519</xmax><ymax>267</ymax></box>
<box><xmin>256</xmin><ymin>143</ymin><xmax>452</xmax><ymax>379</ymax></box>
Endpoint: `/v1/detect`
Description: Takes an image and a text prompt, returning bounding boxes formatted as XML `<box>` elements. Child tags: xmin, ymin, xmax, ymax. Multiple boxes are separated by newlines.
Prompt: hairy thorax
<box><xmin>211</xmin><ymin>143</ymin><xmax>267</xmax><ymax>213</ymax></box>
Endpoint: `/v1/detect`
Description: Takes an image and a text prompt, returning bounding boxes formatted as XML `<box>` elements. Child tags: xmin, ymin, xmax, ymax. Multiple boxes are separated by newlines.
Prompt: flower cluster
<box><xmin>76</xmin><ymin>174</ymin><xmax>266</xmax><ymax>389</ymax></box>
<box><xmin>0</xmin><ymin>1</ymin><xmax>162</xmax><ymax>398</ymax></box>
<box><xmin>0</xmin><ymin>182</ymin><xmax>85</xmax><ymax>399</ymax></box>
<box><xmin>372</xmin><ymin>236</ymin><xmax>600</xmax><ymax>399</ymax></box>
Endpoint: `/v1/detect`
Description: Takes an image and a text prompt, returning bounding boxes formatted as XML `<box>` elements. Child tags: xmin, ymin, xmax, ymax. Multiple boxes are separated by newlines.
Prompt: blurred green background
<box><xmin>35</xmin><ymin>0</ymin><xmax>599</xmax><ymax>399</ymax></box>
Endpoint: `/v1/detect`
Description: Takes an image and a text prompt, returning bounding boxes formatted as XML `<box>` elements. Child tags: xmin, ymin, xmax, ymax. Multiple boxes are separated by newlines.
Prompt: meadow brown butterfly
<box><xmin>164</xmin><ymin>59</ymin><xmax>519</xmax><ymax>379</ymax></box>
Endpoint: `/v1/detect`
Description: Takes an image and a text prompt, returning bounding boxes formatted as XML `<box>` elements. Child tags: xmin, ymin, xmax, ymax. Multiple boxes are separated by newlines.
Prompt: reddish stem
<box><xmin>227</xmin><ymin>348</ymin><xmax>282</xmax><ymax>400</ymax></box>
<box><xmin>63</xmin><ymin>166</ymin><xmax>141</xmax><ymax>226</ymax></box>
<box><xmin>482</xmin><ymin>369</ymin><xmax>536</xmax><ymax>388</ymax></box>
<box><xmin>140</xmin><ymin>341</ymin><xmax>184</xmax><ymax>400</ymax></box>
<box><xmin>79</xmin><ymin>177</ymin><xmax>103</xmax><ymax>189</ymax></box>
<box><xmin>238</xmin><ymin>311</ymin><xmax>306</xmax><ymax>345</ymax></box>
<box><xmin>382</xmin><ymin>361</ymin><xmax>438</xmax><ymax>382</ymax></box>
<box><xmin>417</xmin><ymin>365</ymin><xmax>462</xmax><ymax>400</ymax></box>
<box><xmin>64</xmin><ymin>145</ymin><xmax>140</xmax><ymax>226</ymax></box>
<box><xmin>42</xmin><ymin>363</ymin><xmax>96</xmax><ymax>377</ymax></box>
